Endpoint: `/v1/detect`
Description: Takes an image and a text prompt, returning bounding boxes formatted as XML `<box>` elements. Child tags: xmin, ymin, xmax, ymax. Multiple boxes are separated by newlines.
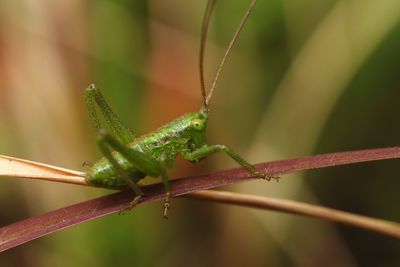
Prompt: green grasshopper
<box><xmin>84</xmin><ymin>0</ymin><xmax>275</xmax><ymax>216</ymax></box>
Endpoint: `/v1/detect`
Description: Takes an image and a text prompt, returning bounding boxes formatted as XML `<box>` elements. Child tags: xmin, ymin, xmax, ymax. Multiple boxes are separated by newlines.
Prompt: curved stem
<box><xmin>1</xmin><ymin>146</ymin><xmax>400</xmax><ymax>251</ymax></box>
<box><xmin>185</xmin><ymin>190</ymin><xmax>400</xmax><ymax>239</ymax></box>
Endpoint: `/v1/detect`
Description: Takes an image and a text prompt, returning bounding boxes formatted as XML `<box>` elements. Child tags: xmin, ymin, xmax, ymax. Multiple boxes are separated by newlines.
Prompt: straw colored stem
<box><xmin>0</xmin><ymin>155</ymin><xmax>87</xmax><ymax>186</ymax></box>
<box><xmin>186</xmin><ymin>190</ymin><xmax>400</xmax><ymax>239</ymax></box>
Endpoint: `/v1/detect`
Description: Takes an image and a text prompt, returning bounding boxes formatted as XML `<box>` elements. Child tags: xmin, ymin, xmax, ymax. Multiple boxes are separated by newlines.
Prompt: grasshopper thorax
<box><xmin>135</xmin><ymin>106</ymin><xmax>209</xmax><ymax>154</ymax></box>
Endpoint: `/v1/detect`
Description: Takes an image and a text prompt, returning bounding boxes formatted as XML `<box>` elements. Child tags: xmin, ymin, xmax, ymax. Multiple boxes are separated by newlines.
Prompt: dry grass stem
<box><xmin>186</xmin><ymin>190</ymin><xmax>400</xmax><ymax>239</ymax></box>
<box><xmin>0</xmin><ymin>155</ymin><xmax>87</xmax><ymax>185</ymax></box>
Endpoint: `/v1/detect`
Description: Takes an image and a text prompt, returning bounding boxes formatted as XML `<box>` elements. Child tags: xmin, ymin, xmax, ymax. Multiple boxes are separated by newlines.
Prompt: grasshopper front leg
<box><xmin>182</xmin><ymin>144</ymin><xmax>278</xmax><ymax>181</ymax></box>
<box><xmin>97</xmin><ymin>129</ymin><xmax>172</xmax><ymax>216</ymax></box>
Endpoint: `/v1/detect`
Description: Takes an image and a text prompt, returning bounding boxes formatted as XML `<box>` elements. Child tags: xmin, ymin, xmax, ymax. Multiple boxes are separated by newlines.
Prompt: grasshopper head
<box><xmin>188</xmin><ymin>107</ymin><xmax>208</xmax><ymax>148</ymax></box>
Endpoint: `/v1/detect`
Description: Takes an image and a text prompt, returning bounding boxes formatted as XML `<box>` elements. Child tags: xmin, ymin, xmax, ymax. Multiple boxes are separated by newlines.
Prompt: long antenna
<box><xmin>199</xmin><ymin>0</ymin><xmax>217</xmax><ymax>108</ymax></box>
<box><xmin>205</xmin><ymin>0</ymin><xmax>257</xmax><ymax>106</ymax></box>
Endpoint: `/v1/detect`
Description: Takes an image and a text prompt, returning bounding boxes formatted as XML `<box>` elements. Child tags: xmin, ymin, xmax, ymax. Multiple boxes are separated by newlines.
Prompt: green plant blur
<box><xmin>0</xmin><ymin>0</ymin><xmax>400</xmax><ymax>266</ymax></box>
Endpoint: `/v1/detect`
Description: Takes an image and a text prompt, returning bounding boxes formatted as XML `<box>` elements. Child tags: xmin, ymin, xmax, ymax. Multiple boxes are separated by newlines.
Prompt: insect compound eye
<box><xmin>191</xmin><ymin>119</ymin><xmax>204</xmax><ymax>130</ymax></box>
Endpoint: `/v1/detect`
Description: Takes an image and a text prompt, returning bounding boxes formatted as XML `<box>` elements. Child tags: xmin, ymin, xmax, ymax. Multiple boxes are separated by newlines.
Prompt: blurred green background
<box><xmin>1</xmin><ymin>0</ymin><xmax>400</xmax><ymax>266</ymax></box>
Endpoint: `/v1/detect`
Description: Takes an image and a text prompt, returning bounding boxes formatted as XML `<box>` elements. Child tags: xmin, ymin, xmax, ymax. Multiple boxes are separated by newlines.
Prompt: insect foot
<box><xmin>255</xmin><ymin>171</ymin><xmax>280</xmax><ymax>182</ymax></box>
<box><xmin>81</xmin><ymin>161</ymin><xmax>93</xmax><ymax>168</ymax></box>
<box><xmin>163</xmin><ymin>192</ymin><xmax>171</xmax><ymax>219</ymax></box>
<box><xmin>118</xmin><ymin>195</ymin><xmax>142</xmax><ymax>215</ymax></box>
<box><xmin>130</xmin><ymin>195</ymin><xmax>142</xmax><ymax>208</ymax></box>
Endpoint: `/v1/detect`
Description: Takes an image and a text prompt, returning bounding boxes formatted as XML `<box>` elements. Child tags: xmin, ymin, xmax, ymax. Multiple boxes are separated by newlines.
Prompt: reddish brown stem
<box><xmin>0</xmin><ymin>146</ymin><xmax>400</xmax><ymax>251</ymax></box>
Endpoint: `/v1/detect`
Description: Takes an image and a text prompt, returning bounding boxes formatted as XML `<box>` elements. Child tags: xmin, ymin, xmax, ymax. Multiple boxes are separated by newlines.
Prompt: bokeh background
<box><xmin>1</xmin><ymin>0</ymin><xmax>400</xmax><ymax>266</ymax></box>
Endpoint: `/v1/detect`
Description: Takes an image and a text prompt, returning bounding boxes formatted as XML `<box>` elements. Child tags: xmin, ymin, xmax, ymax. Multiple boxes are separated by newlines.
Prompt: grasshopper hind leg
<box><xmin>85</xmin><ymin>84</ymin><xmax>135</xmax><ymax>144</ymax></box>
<box><xmin>96</xmin><ymin>129</ymin><xmax>172</xmax><ymax>216</ymax></box>
<box><xmin>96</xmin><ymin>130</ymin><xmax>144</xmax><ymax>211</ymax></box>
